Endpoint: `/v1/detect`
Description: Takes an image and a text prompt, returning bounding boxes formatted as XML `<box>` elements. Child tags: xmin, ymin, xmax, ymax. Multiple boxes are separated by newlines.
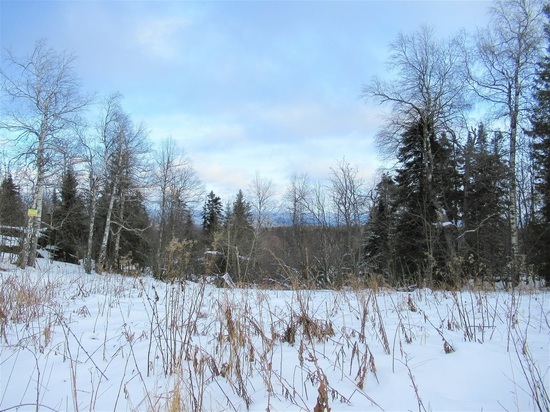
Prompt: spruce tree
<box><xmin>392</xmin><ymin>121</ymin><xmax>440</xmax><ymax>282</ymax></box>
<box><xmin>165</xmin><ymin>195</ymin><xmax>195</xmax><ymax>242</ymax></box>
<box><xmin>0</xmin><ymin>174</ymin><xmax>25</xmax><ymax>229</ymax></box>
<box><xmin>391</xmin><ymin>120</ymin><xmax>461</xmax><ymax>285</ymax></box>
<box><xmin>202</xmin><ymin>191</ymin><xmax>223</xmax><ymax>240</ymax></box>
<box><xmin>223</xmin><ymin>190</ymin><xmax>254</xmax><ymax>281</ymax></box>
<box><xmin>227</xmin><ymin>190</ymin><xmax>253</xmax><ymax>241</ymax></box>
<box><xmin>50</xmin><ymin>168</ymin><xmax>86</xmax><ymax>263</ymax></box>
<box><xmin>462</xmin><ymin>126</ymin><xmax>509</xmax><ymax>280</ymax></box>
<box><xmin>117</xmin><ymin>190</ymin><xmax>152</xmax><ymax>268</ymax></box>
<box><xmin>363</xmin><ymin>174</ymin><xmax>397</xmax><ymax>278</ymax></box>
<box><xmin>528</xmin><ymin>4</ymin><xmax>550</xmax><ymax>283</ymax></box>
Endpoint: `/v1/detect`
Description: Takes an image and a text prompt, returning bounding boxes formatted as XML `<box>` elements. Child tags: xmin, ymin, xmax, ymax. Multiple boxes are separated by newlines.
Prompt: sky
<box><xmin>0</xmin><ymin>0</ymin><xmax>492</xmax><ymax>202</ymax></box>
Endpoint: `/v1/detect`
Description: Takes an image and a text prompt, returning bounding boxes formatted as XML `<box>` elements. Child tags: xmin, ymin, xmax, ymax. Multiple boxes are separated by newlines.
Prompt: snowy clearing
<box><xmin>0</xmin><ymin>256</ymin><xmax>548</xmax><ymax>411</ymax></box>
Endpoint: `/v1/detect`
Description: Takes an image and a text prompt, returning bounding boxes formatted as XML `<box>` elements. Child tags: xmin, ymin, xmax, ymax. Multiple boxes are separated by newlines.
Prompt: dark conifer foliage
<box><xmin>202</xmin><ymin>191</ymin><xmax>223</xmax><ymax>240</ymax></box>
<box><xmin>0</xmin><ymin>174</ymin><xmax>26</xmax><ymax>228</ymax></box>
<box><xmin>528</xmin><ymin>4</ymin><xmax>550</xmax><ymax>282</ymax></box>
<box><xmin>49</xmin><ymin>168</ymin><xmax>86</xmax><ymax>263</ymax></box>
<box><xmin>365</xmin><ymin>120</ymin><xmax>463</xmax><ymax>285</ymax></box>
<box><xmin>116</xmin><ymin>191</ymin><xmax>152</xmax><ymax>268</ymax></box>
<box><xmin>2</xmin><ymin>11</ymin><xmax>548</xmax><ymax>285</ymax></box>
<box><xmin>363</xmin><ymin>174</ymin><xmax>397</xmax><ymax>277</ymax></box>
<box><xmin>164</xmin><ymin>196</ymin><xmax>195</xmax><ymax>245</ymax></box>
<box><xmin>462</xmin><ymin>126</ymin><xmax>509</xmax><ymax>279</ymax></box>
<box><xmin>392</xmin><ymin>121</ymin><xmax>438</xmax><ymax>281</ymax></box>
<box><xmin>394</xmin><ymin>120</ymin><xmax>463</xmax><ymax>283</ymax></box>
<box><xmin>223</xmin><ymin>189</ymin><xmax>254</xmax><ymax>281</ymax></box>
<box><xmin>226</xmin><ymin>190</ymin><xmax>253</xmax><ymax>243</ymax></box>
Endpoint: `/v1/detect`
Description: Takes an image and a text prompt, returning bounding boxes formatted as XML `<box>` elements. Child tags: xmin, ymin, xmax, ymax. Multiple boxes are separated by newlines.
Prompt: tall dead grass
<box><xmin>1</xmin><ymin>259</ymin><xmax>548</xmax><ymax>411</ymax></box>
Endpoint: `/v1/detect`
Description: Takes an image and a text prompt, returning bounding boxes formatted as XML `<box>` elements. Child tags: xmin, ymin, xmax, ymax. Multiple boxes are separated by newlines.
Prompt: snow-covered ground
<box><xmin>0</xmin><ymin>256</ymin><xmax>548</xmax><ymax>411</ymax></box>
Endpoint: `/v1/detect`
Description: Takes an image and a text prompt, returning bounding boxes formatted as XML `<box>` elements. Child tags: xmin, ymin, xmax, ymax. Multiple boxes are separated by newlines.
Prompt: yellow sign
<box><xmin>27</xmin><ymin>209</ymin><xmax>39</xmax><ymax>217</ymax></box>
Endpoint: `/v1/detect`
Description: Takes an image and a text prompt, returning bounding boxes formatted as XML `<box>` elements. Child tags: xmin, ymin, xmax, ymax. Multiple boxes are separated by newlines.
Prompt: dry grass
<box><xmin>1</xmin><ymin>259</ymin><xmax>548</xmax><ymax>411</ymax></box>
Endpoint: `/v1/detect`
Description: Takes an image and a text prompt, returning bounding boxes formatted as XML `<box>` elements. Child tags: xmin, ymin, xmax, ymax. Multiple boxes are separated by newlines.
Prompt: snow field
<box><xmin>0</xmin><ymin>257</ymin><xmax>548</xmax><ymax>411</ymax></box>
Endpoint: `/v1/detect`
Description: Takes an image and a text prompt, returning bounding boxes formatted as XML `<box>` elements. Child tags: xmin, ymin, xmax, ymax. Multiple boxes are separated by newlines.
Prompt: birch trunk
<box><xmin>84</xmin><ymin>176</ymin><xmax>98</xmax><ymax>274</ymax></box>
<box><xmin>98</xmin><ymin>174</ymin><xmax>119</xmax><ymax>273</ymax></box>
<box><xmin>19</xmin><ymin>180</ymin><xmax>44</xmax><ymax>268</ymax></box>
<box><xmin>19</xmin><ymin>135</ymin><xmax>46</xmax><ymax>269</ymax></box>
<box><xmin>155</xmin><ymin>189</ymin><xmax>167</xmax><ymax>276</ymax></box>
<box><xmin>509</xmin><ymin>101</ymin><xmax>520</xmax><ymax>285</ymax></box>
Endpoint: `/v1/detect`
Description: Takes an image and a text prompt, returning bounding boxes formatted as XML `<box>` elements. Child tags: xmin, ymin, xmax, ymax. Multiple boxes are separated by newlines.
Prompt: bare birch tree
<box><xmin>95</xmin><ymin>96</ymin><xmax>149</xmax><ymax>273</ymax></box>
<box><xmin>0</xmin><ymin>39</ymin><xmax>91</xmax><ymax>268</ymax></box>
<box><xmin>248</xmin><ymin>172</ymin><xmax>276</xmax><ymax>234</ymax></box>
<box><xmin>329</xmin><ymin>159</ymin><xmax>368</xmax><ymax>275</ymax></box>
<box><xmin>152</xmin><ymin>136</ymin><xmax>201</xmax><ymax>277</ymax></box>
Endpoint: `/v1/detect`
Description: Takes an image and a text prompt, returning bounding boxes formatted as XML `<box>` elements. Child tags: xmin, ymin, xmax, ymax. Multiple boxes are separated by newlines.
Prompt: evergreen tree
<box><xmin>363</xmin><ymin>174</ymin><xmax>397</xmax><ymax>277</ymax></box>
<box><xmin>462</xmin><ymin>126</ymin><xmax>509</xmax><ymax>280</ymax></box>
<box><xmin>117</xmin><ymin>190</ymin><xmax>152</xmax><ymax>269</ymax></box>
<box><xmin>390</xmin><ymin>120</ymin><xmax>461</xmax><ymax>285</ymax></box>
<box><xmin>434</xmin><ymin>132</ymin><xmax>462</xmax><ymax>227</ymax></box>
<box><xmin>165</xmin><ymin>194</ymin><xmax>195</xmax><ymax>243</ymax></box>
<box><xmin>223</xmin><ymin>190</ymin><xmax>254</xmax><ymax>280</ymax></box>
<box><xmin>50</xmin><ymin>168</ymin><xmax>86</xmax><ymax>263</ymax></box>
<box><xmin>0</xmin><ymin>174</ymin><xmax>25</xmax><ymax>228</ymax></box>
<box><xmin>528</xmin><ymin>4</ymin><xmax>550</xmax><ymax>283</ymax></box>
<box><xmin>227</xmin><ymin>190</ymin><xmax>253</xmax><ymax>241</ymax></box>
<box><xmin>393</xmin><ymin>121</ymin><xmax>436</xmax><ymax>282</ymax></box>
<box><xmin>202</xmin><ymin>191</ymin><xmax>223</xmax><ymax>240</ymax></box>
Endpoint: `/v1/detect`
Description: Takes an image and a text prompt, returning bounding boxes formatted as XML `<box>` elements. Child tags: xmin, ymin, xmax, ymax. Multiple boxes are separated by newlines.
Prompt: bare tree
<box><xmin>248</xmin><ymin>172</ymin><xmax>277</xmax><ymax>234</ymax></box>
<box><xmin>95</xmin><ymin>96</ymin><xmax>149</xmax><ymax>273</ymax></box>
<box><xmin>329</xmin><ymin>159</ymin><xmax>368</xmax><ymax>275</ymax></box>
<box><xmin>364</xmin><ymin>25</ymin><xmax>467</xmax><ymax>213</ymax></box>
<box><xmin>242</xmin><ymin>173</ymin><xmax>276</xmax><ymax>280</ymax></box>
<box><xmin>466</xmin><ymin>0</ymin><xmax>544</xmax><ymax>282</ymax></box>
<box><xmin>282</xmin><ymin>174</ymin><xmax>341</xmax><ymax>285</ymax></box>
<box><xmin>0</xmin><ymin>39</ymin><xmax>91</xmax><ymax>268</ymax></box>
<box><xmin>279</xmin><ymin>173</ymin><xmax>311</xmax><ymax>280</ymax></box>
<box><xmin>365</xmin><ymin>25</ymin><xmax>468</xmax><ymax>153</ymax></box>
<box><xmin>329</xmin><ymin>159</ymin><xmax>367</xmax><ymax>228</ymax></box>
<box><xmin>152</xmin><ymin>136</ymin><xmax>202</xmax><ymax>277</ymax></box>
<box><xmin>284</xmin><ymin>173</ymin><xmax>310</xmax><ymax>227</ymax></box>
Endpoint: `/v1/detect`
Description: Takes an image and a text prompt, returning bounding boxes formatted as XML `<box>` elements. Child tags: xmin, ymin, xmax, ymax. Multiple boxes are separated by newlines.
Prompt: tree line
<box><xmin>1</xmin><ymin>0</ymin><xmax>549</xmax><ymax>288</ymax></box>
<box><xmin>363</xmin><ymin>0</ymin><xmax>549</xmax><ymax>287</ymax></box>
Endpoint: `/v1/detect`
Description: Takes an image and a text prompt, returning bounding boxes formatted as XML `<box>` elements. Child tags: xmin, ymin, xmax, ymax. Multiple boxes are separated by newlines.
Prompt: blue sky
<box><xmin>1</xmin><ymin>0</ymin><xmax>492</xmax><ymax>201</ymax></box>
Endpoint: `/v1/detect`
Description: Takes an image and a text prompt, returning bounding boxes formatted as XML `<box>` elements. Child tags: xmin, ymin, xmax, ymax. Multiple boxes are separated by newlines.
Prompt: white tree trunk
<box><xmin>84</xmin><ymin>176</ymin><xmax>98</xmax><ymax>274</ymax></box>
<box><xmin>19</xmin><ymin>140</ymin><xmax>45</xmax><ymax>269</ymax></box>
<box><xmin>98</xmin><ymin>175</ymin><xmax>119</xmax><ymax>273</ymax></box>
